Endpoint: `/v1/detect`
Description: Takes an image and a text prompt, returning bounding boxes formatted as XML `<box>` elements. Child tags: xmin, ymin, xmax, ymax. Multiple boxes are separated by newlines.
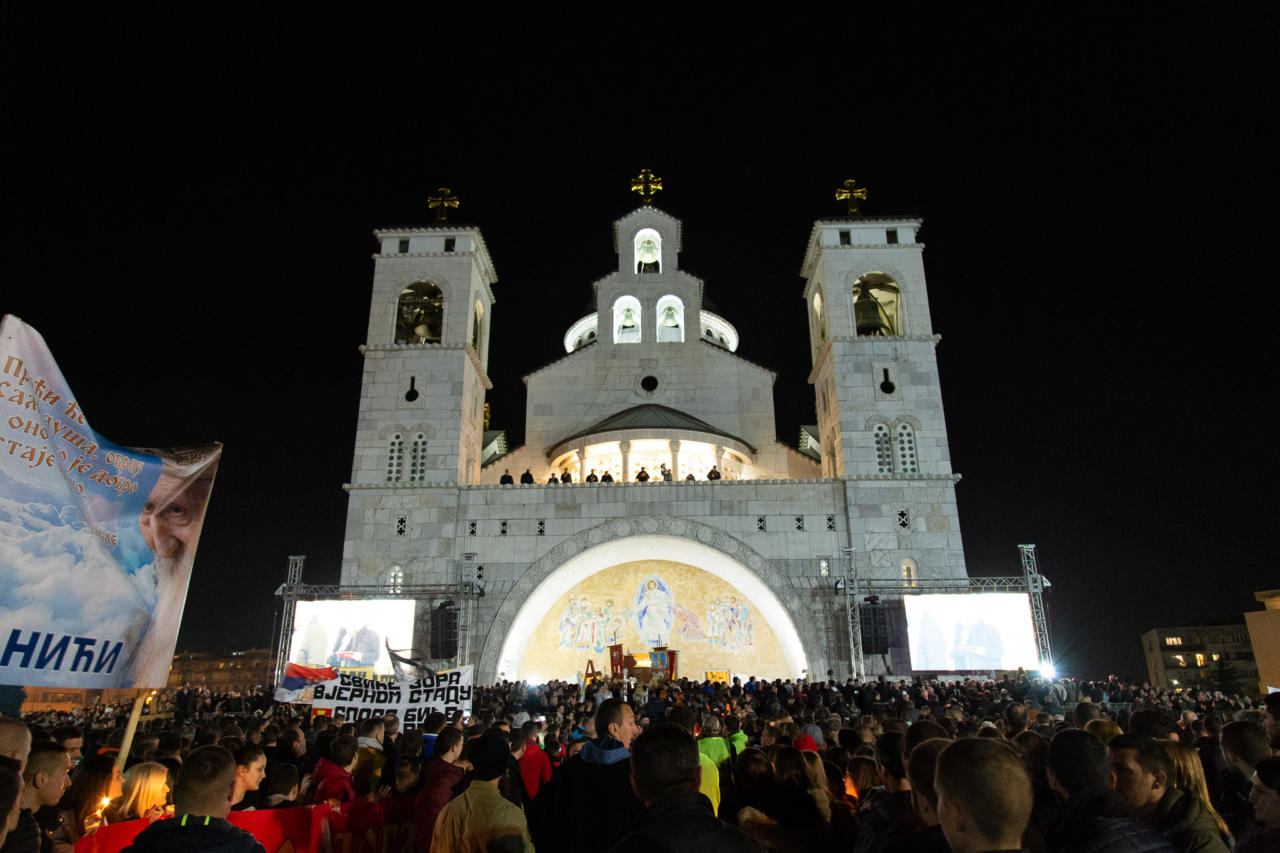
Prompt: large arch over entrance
<box><xmin>479</xmin><ymin>515</ymin><xmax>812</xmax><ymax>682</ymax></box>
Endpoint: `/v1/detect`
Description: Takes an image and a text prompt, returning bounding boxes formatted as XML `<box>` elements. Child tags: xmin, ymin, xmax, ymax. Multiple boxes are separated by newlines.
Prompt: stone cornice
<box><xmin>521</xmin><ymin>341</ymin><xmax>591</xmax><ymax>384</ymax></box>
<box><xmin>612</xmin><ymin>206</ymin><xmax>684</xmax><ymax>253</ymax></box>
<box><xmin>359</xmin><ymin>343</ymin><xmax>493</xmax><ymax>389</ymax></box>
<box><xmin>343</xmin><ymin>473</ymin><xmax>952</xmax><ymax>491</ymax></box>
<box><xmin>841</xmin><ymin>473</ymin><xmax>962</xmax><ymax>483</ymax></box>
<box><xmin>801</xmin><ymin>214</ymin><xmax>925</xmax><ymax>278</ymax></box>
<box><xmin>373</xmin><ymin>250</ymin><xmax>498</xmax><ymax>304</ymax></box>
<box><xmin>807</xmin><ymin>340</ymin><xmax>833</xmax><ymax>384</ymax></box>
<box><xmin>699</xmin><ymin>339</ymin><xmax>776</xmax><ymax>380</ymax></box>
<box><xmin>372</xmin><ymin>225</ymin><xmax>499</xmax><ymax>294</ymax></box>
<box><xmin>828</xmin><ymin>334</ymin><xmax>942</xmax><ymax>345</ymax></box>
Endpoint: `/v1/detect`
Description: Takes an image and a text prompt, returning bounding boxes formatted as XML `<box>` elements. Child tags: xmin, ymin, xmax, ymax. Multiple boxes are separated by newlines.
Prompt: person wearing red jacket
<box><xmin>413</xmin><ymin>728</ymin><xmax>466</xmax><ymax>853</ymax></box>
<box><xmin>517</xmin><ymin>722</ymin><xmax>552</xmax><ymax>802</ymax></box>
<box><xmin>312</xmin><ymin>735</ymin><xmax>358</xmax><ymax>805</ymax></box>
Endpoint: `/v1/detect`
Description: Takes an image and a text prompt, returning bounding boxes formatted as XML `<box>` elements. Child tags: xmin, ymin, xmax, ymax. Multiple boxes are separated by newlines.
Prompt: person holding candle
<box><xmin>51</xmin><ymin>755</ymin><xmax>123</xmax><ymax>852</ymax></box>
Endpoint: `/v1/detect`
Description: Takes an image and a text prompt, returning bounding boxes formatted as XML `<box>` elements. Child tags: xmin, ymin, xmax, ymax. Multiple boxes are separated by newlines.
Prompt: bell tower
<box><xmin>802</xmin><ymin>187</ymin><xmax>968</xmax><ymax>583</ymax></box>
<box><xmin>349</xmin><ymin>194</ymin><xmax>497</xmax><ymax>489</ymax></box>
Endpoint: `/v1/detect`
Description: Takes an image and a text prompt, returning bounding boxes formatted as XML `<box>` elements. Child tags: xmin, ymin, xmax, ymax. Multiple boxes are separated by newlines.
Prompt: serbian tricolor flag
<box><xmin>274</xmin><ymin>663</ymin><xmax>337</xmax><ymax>702</ymax></box>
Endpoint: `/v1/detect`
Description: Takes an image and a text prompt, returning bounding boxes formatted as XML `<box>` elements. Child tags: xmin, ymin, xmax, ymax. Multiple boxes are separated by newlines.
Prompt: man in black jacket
<box><xmin>540</xmin><ymin>699</ymin><xmax>642</xmax><ymax>852</ymax></box>
<box><xmin>1046</xmin><ymin>729</ymin><xmax>1174</xmax><ymax>853</ymax></box>
<box><xmin>608</xmin><ymin>723</ymin><xmax>762</xmax><ymax>852</ymax></box>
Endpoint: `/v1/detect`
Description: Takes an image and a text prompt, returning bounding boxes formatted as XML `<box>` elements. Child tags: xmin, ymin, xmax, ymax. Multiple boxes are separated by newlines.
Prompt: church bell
<box><xmin>854</xmin><ymin>287</ymin><xmax>891</xmax><ymax>336</ymax></box>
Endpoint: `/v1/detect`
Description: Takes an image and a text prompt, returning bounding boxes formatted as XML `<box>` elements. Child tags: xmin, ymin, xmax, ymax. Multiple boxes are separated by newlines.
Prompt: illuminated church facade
<box><xmin>339</xmin><ymin>186</ymin><xmax>970</xmax><ymax>682</ymax></box>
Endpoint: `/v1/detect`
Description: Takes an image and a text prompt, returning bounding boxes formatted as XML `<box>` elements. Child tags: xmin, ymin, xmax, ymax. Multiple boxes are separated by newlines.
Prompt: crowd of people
<box><xmin>1</xmin><ymin>671</ymin><xmax>1278</xmax><ymax>852</ymax></box>
<box><xmin>501</xmin><ymin>465</ymin><xmax>724</xmax><ymax>484</ymax></box>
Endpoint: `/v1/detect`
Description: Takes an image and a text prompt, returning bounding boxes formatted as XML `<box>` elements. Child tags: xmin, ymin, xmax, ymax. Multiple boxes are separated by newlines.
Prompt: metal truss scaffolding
<box><xmin>841</xmin><ymin>544</ymin><xmax>1053</xmax><ymax>681</ymax></box>
<box><xmin>273</xmin><ymin>556</ymin><xmax>480</xmax><ymax>686</ymax></box>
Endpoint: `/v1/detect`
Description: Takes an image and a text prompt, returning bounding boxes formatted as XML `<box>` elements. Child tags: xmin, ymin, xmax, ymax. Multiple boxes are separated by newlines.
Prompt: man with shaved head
<box><xmin>935</xmin><ymin>738</ymin><xmax>1033</xmax><ymax>853</ymax></box>
<box><xmin>0</xmin><ymin>721</ymin><xmax>30</xmax><ymax>776</ymax></box>
<box><xmin>904</xmin><ymin>738</ymin><xmax>952</xmax><ymax>853</ymax></box>
<box><xmin>2</xmin><ymin>743</ymin><xmax>70</xmax><ymax>853</ymax></box>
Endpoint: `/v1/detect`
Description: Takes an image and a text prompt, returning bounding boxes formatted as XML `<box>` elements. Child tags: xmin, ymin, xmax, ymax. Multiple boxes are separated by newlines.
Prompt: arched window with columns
<box><xmin>386</xmin><ymin>433</ymin><xmax>404</xmax><ymax>482</ymax></box>
<box><xmin>873</xmin><ymin>424</ymin><xmax>893</xmax><ymax>474</ymax></box>
<box><xmin>410</xmin><ymin>432</ymin><xmax>427</xmax><ymax>482</ymax></box>
<box><xmin>895</xmin><ymin>423</ymin><xmax>918</xmax><ymax>473</ymax></box>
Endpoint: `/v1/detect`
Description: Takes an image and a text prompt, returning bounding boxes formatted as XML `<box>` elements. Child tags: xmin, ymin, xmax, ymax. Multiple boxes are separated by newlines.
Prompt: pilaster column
<box><xmin>669</xmin><ymin>440</ymin><xmax>682</xmax><ymax>480</ymax></box>
<box><xmin>576</xmin><ymin>447</ymin><xmax>586</xmax><ymax>481</ymax></box>
<box><xmin>620</xmin><ymin>440</ymin><xmax>631</xmax><ymax>482</ymax></box>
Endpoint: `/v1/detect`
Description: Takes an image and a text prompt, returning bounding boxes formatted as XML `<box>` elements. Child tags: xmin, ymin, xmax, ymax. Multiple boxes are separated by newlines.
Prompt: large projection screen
<box><xmin>904</xmin><ymin>593</ymin><xmax>1039</xmax><ymax>671</ymax></box>
<box><xmin>288</xmin><ymin>600</ymin><xmax>415</xmax><ymax>677</ymax></box>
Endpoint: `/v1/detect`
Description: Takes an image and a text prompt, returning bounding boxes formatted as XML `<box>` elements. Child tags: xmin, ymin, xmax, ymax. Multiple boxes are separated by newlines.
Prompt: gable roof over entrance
<box><xmin>554</xmin><ymin>403</ymin><xmax>756</xmax><ymax>453</ymax></box>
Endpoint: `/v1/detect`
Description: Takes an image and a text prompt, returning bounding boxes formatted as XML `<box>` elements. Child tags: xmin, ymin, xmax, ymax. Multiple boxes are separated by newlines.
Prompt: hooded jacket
<box><xmin>608</xmin><ymin>791</ymin><xmax>765</xmax><ymax>853</ymax></box>
<box><xmin>1149</xmin><ymin>789</ymin><xmax>1231</xmax><ymax>853</ymax></box>
<box><xmin>539</xmin><ymin>736</ymin><xmax>643</xmax><ymax>852</ymax></box>
<box><xmin>1048</xmin><ymin>791</ymin><xmax>1176</xmax><ymax>853</ymax></box>
<box><xmin>121</xmin><ymin>815</ymin><xmax>265</xmax><ymax>853</ymax></box>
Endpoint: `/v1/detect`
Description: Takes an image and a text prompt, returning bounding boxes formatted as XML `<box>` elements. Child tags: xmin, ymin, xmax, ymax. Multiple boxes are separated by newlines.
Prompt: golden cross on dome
<box><xmin>428</xmin><ymin>188</ymin><xmax>460</xmax><ymax>223</ymax></box>
<box><xmin>631</xmin><ymin>169</ymin><xmax>663</xmax><ymax>204</ymax></box>
<box><xmin>835</xmin><ymin>179</ymin><xmax>869</xmax><ymax>215</ymax></box>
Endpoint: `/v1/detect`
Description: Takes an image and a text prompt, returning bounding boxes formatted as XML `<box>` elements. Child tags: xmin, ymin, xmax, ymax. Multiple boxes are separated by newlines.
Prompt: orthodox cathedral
<box><xmin>339</xmin><ymin>176</ymin><xmax>970</xmax><ymax>682</ymax></box>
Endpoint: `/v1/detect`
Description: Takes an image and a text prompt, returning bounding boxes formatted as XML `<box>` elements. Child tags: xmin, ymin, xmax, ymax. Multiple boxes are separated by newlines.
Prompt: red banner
<box><xmin>73</xmin><ymin>806</ymin><xmax>324</xmax><ymax>853</ymax></box>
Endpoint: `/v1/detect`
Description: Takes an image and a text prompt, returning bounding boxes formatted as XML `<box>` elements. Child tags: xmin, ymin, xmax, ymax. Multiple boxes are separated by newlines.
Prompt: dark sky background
<box><xmin>3</xmin><ymin>7</ymin><xmax>1277</xmax><ymax>682</ymax></box>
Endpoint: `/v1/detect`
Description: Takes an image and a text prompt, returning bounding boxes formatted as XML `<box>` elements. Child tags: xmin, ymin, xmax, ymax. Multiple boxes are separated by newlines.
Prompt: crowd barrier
<box><xmin>72</xmin><ymin>797</ymin><xmax>416</xmax><ymax>853</ymax></box>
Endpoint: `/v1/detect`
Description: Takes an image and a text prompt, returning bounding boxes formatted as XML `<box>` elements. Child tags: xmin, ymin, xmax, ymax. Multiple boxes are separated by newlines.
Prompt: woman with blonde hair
<box><xmin>1163</xmin><ymin>741</ymin><xmax>1232</xmax><ymax>846</ymax></box>
<box><xmin>1084</xmin><ymin>718</ymin><xmax>1123</xmax><ymax>744</ymax></box>
<box><xmin>106</xmin><ymin>762</ymin><xmax>169</xmax><ymax>823</ymax></box>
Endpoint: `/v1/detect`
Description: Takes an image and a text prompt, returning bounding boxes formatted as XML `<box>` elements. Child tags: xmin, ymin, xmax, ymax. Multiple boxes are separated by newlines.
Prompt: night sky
<box><xmin>3</xmin><ymin>7</ymin><xmax>1277</xmax><ymax>682</ymax></box>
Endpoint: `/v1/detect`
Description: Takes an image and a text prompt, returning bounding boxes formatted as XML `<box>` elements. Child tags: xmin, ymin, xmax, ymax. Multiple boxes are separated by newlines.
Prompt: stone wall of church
<box><xmin>349</xmin><ymin>346</ymin><xmax>486</xmax><ymax>486</ymax></box>
<box><xmin>340</xmin><ymin>475</ymin><xmax>969</xmax><ymax>679</ymax></box>
<box><xmin>812</xmin><ymin>337</ymin><xmax>955</xmax><ymax>479</ymax></box>
<box><xmin>503</xmin><ymin>340</ymin><xmax>786</xmax><ymax>479</ymax></box>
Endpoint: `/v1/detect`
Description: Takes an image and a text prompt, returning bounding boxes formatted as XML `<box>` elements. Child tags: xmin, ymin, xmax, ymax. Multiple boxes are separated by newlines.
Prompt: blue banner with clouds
<box><xmin>0</xmin><ymin>315</ymin><xmax>220</xmax><ymax>688</ymax></box>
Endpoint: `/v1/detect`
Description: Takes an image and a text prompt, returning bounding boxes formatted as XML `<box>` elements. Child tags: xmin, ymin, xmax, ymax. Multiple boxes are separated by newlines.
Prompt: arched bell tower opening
<box><xmin>612</xmin><ymin>295</ymin><xmax>642</xmax><ymax>344</ymax></box>
<box><xmin>485</xmin><ymin>525</ymin><xmax>811</xmax><ymax>682</ymax></box>
<box><xmin>852</xmin><ymin>273</ymin><xmax>902</xmax><ymax>337</ymax></box>
<box><xmin>470</xmin><ymin>299</ymin><xmax>485</xmax><ymax>349</ymax></box>
<box><xmin>634</xmin><ymin>227</ymin><xmax>662</xmax><ymax>274</ymax></box>
<box><xmin>394</xmin><ymin>281</ymin><xmax>444</xmax><ymax>344</ymax></box>
<box><xmin>655</xmin><ymin>294</ymin><xmax>684</xmax><ymax>342</ymax></box>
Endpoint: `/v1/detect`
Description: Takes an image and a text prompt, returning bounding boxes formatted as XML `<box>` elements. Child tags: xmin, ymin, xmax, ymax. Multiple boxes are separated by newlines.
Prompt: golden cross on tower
<box><xmin>631</xmin><ymin>168</ymin><xmax>663</xmax><ymax>205</ymax></box>
<box><xmin>428</xmin><ymin>187</ymin><xmax>460</xmax><ymax>223</ymax></box>
<box><xmin>835</xmin><ymin>179</ymin><xmax>869</xmax><ymax>215</ymax></box>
